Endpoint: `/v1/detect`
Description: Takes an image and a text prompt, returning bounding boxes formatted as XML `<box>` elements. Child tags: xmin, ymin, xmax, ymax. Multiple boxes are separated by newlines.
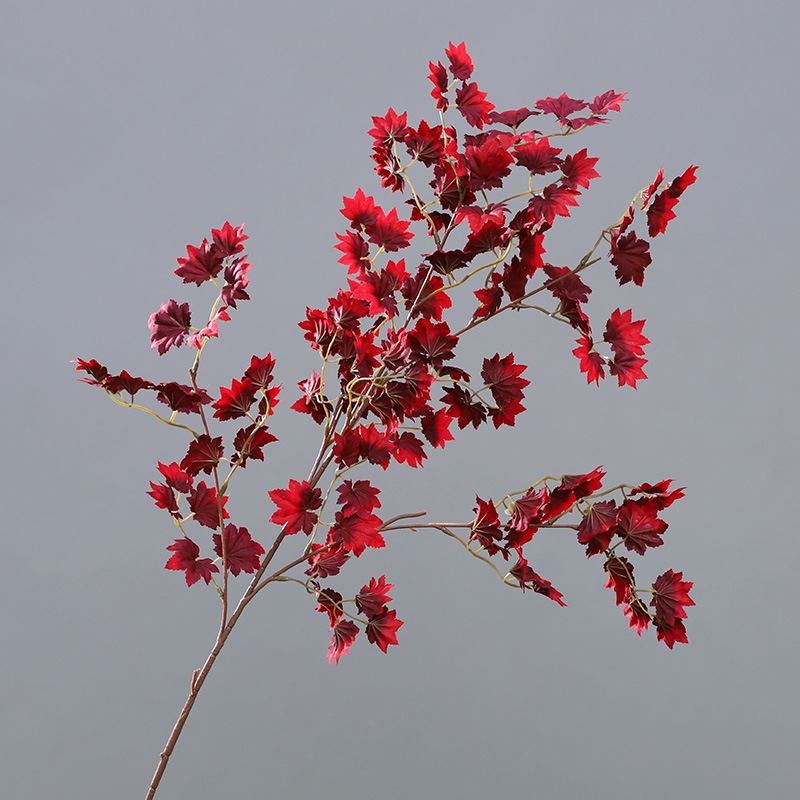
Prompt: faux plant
<box><xmin>75</xmin><ymin>42</ymin><xmax>696</xmax><ymax>798</ymax></box>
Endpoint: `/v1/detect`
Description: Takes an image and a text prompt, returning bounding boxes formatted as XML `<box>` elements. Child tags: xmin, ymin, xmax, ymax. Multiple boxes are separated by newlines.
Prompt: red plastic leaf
<box><xmin>624</xmin><ymin>598</ymin><xmax>651</xmax><ymax>635</ymax></box>
<box><xmin>514</xmin><ymin>137</ymin><xmax>562</xmax><ymax>174</ymax></box>
<box><xmin>213</xmin><ymin>524</ymin><xmax>264</xmax><ymax>576</ymax></box>
<box><xmin>445</xmin><ymin>41</ymin><xmax>473</xmax><ymax>79</ymax></box>
<box><xmin>647</xmin><ymin>165</ymin><xmax>697</xmax><ymax>237</ymax></box>
<box><xmin>187</xmin><ymin>481</ymin><xmax>229</xmax><ymax>529</ymax></box>
<box><xmin>155</xmin><ymin>382</ymin><xmax>212</xmax><ymax>415</ymax></box>
<box><xmin>604</xmin><ymin>556</ymin><xmax>635</xmax><ymax>606</ymax></box>
<box><xmin>181</xmin><ymin>435</ymin><xmax>224</xmax><ymax>477</ymax></box>
<box><xmin>368</xmin><ymin>108</ymin><xmax>408</xmax><ymax>145</ymax></box>
<box><xmin>104</xmin><ymin>370</ymin><xmax>152</xmax><ymax>396</ymax></box>
<box><xmin>243</xmin><ymin>354</ymin><xmax>276</xmax><ymax>389</ymax></box>
<box><xmin>588</xmin><ymin>90</ymin><xmax>627</xmax><ymax>115</ymax></box>
<box><xmin>147</xmin><ymin>482</ymin><xmax>179</xmax><ymax>516</ymax></box>
<box><xmin>175</xmin><ymin>238</ymin><xmax>223</xmax><ymax>285</ymax></box>
<box><xmin>317</xmin><ymin>588</ymin><xmax>344</xmax><ymax>627</ymax></box>
<box><xmin>455</xmin><ymin>82</ymin><xmax>495</xmax><ymax>129</ymax></box>
<box><xmin>365</xmin><ymin>608</ymin><xmax>403</xmax><ymax>652</ymax></box>
<box><xmin>328</xmin><ymin>619</ymin><xmax>359</xmax><ymax>665</ymax></box>
<box><xmin>428</xmin><ymin>60</ymin><xmax>449</xmax><ymax>110</ymax></box>
<box><xmin>210</xmin><ymin>222</ymin><xmax>248</xmax><ymax>259</ymax></box>
<box><xmin>610</xmin><ymin>231</ymin><xmax>652</xmax><ymax>286</ymax></box>
<box><xmin>509</xmin><ymin>554</ymin><xmax>567</xmax><ymax>605</ymax></box>
<box><xmin>365</xmin><ymin>207</ymin><xmax>413</xmax><ymax>252</ymax></box>
<box><xmin>157</xmin><ymin>461</ymin><xmax>193</xmax><ymax>492</ymax></box>
<box><xmin>617</xmin><ymin>499</ymin><xmax>667</xmax><ymax>555</ymax></box>
<box><xmin>392</xmin><ymin>431</ymin><xmax>426</xmax><ymax>468</ymax></box>
<box><xmin>232</xmin><ymin>424</ymin><xmax>277</xmax><ymax>466</ymax></box>
<box><xmin>561</xmin><ymin>149</ymin><xmax>600</xmax><ymax>190</ymax></box>
<box><xmin>341</xmin><ymin>189</ymin><xmax>380</xmax><ymax>230</ymax></box>
<box><xmin>441</xmin><ymin>384</ymin><xmax>487</xmax><ymax>430</ymax></box>
<box><xmin>221</xmin><ymin>257</ymin><xmax>251</xmax><ymax>308</ymax></box>
<box><xmin>655</xmin><ymin>617</ymin><xmax>689</xmax><ymax>649</ymax></box>
<box><xmin>165</xmin><ymin>537</ymin><xmax>218</xmax><ymax>587</ymax></box>
<box><xmin>330</xmin><ymin>508</ymin><xmax>385</xmax><ymax>556</ymax></box>
<box><xmin>535</xmin><ymin>93</ymin><xmax>587</xmax><ymax>125</ymax></box>
<box><xmin>471</xmin><ymin>497</ymin><xmax>503</xmax><ymax>551</ymax></box>
<box><xmin>187</xmin><ymin>307</ymin><xmax>230</xmax><ymax>349</ymax></box>
<box><xmin>650</xmin><ymin>569</ymin><xmax>694</xmax><ymax>626</ymax></box>
<box><xmin>305</xmin><ymin>542</ymin><xmax>350</xmax><ymax>579</ymax></box>
<box><xmin>420</xmin><ymin>408</ymin><xmax>454</xmax><ymax>449</ymax></box>
<box><xmin>573</xmin><ymin>334</ymin><xmax>606</xmax><ymax>386</ymax></box>
<box><xmin>213</xmin><ymin>378</ymin><xmax>257</xmax><ymax>421</ymax></box>
<box><xmin>630</xmin><ymin>480</ymin><xmax>685</xmax><ymax>509</ymax></box>
<box><xmin>336</xmin><ymin>480</ymin><xmax>382</xmax><ymax>516</ymax></box>
<box><xmin>462</xmin><ymin>140</ymin><xmax>513</xmax><ymax>191</ymax></box>
<box><xmin>148</xmin><ymin>300</ymin><xmax>191</xmax><ymax>355</ymax></box>
<box><xmin>269</xmin><ymin>479</ymin><xmax>323</xmax><ymax>535</ymax></box>
<box><xmin>356</xmin><ymin>575</ymin><xmax>394</xmax><ymax>618</ymax></box>
<box><xmin>577</xmin><ymin>500</ymin><xmax>618</xmax><ymax>556</ymax></box>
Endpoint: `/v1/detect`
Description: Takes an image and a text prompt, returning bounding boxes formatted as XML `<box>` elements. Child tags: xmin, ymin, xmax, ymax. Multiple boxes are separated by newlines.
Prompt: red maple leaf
<box><xmin>175</xmin><ymin>238</ymin><xmax>224</xmax><ymax>285</ymax></box>
<box><xmin>365</xmin><ymin>207</ymin><xmax>413</xmax><ymax>251</ymax></box>
<box><xmin>420</xmin><ymin>408</ymin><xmax>454</xmax><ymax>448</ymax></box>
<box><xmin>155</xmin><ymin>382</ymin><xmax>212</xmax><ymax>415</ymax></box>
<box><xmin>650</xmin><ymin>569</ymin><xmax>694</xmax><ymax>625</ymax></box>
<box><xmin>268</xmin><ymin>479</ymin><xmax>323</xmax><ymax>535</ymax></box>
<box><xmin>455</xmin><ymin>82</ymin><xmax>495</xmax><ymax>129</ymax></box>
<box><xmin>243</xmin><ymin>354</ymin><xmax>276</xmax><ymax>389</ymax></box>
<box><xmin>165</xmin><ymin>537</ymin><xmax>219</xmax><ymax>587</ymax></box>
<box><xmin>528</xmin><ymin>183</ymin><xmax>581</xmax><ymax>225</ymax></box>
<box><xmin>408</xmin><ymin>319</ymin><xmax>458</xmax><ymax>367</ymax></box>
<box><xmin>73</xmin><ymin>358</ymin><xmax>109</xmax><ymax>387</ymax></box>
<box><xmin>487</xmin><ymin>107</ymin><xmax>538</xmax><ymax>128</ymax></box>
<box><xmin>317</xmin><ymin>588</ymin><xmax>344</xmax><ymax>627</ymax></box>
<box><xmin>624</xmin><ymin>597</ymin><xmax>651</xmax><ymax>635</ymax></box>
<box><xmin>535</xmin><ymin>93</ymin><xmax>587</xmax><ymax>124</ymax></box>
<box><xmin>441</xmin><ymin>384</ymin><xmax>487</xmax><ymax>429</ymax></box>
<box><xmin>573</xmin><ymin>334</ymin><xmax>606</xmax><ymax>386</ymax></box>
<box><xmin>147</xmin><ymin>482</ymin><xmax>179</xmax><ymax>516</ymax></box>
<box><xmin>514</xmin><ymin>137</ymin><xmax>562</xmax><ymax>174</ymax></box>
<box><xmin>213</xmin><ymin>377</ymin><xmax>257</xmax><ymax>421</ymax></box>
<box><xmin>341</xmin><ymin>188</ymin><xmax>380</xmax><ymax>230</ymax></box>
<box><xmin>647</xmin><ymin>165</ymin><xmax>698</xmax><ymax>236</ymax></box>
<box><xmin>148</xmin><ymin>299</ymin><xmax>191</xmax><ymax>355</ymax></box>
<box><xmin>655</xmin><ymin>617</ymin><xmax>689</xmax><ymax>649</ymax></box>
<box><xmin>392</xmin><ymin>431</ymin><xmax>426</xmax><ymax>468</ymax></box>
<box><xmin>328</xmin><ymin>619</ymin><xmax>359</xmax><ymax>665</ymax></box>
<box><xmin>609</xmin><ymin>231</ymin><xmax>652</xmax><ymax>286</ymax></box>
<box><xmin>210</xmin><ymin>221</ymin><xmax>248</xmax><ymax>259</ymax></box>
<box><xmin>560</xmin><ymin>149</ymin><xmax>600</xmax><ymax>190</ymax></box>
<box><xmin>404</xmin><ymin>119</ymin><xmax>445</xmax><ymax>166</ymax></box>
<box><xmin>616</xmin><ymin>499</ymin><xmax>667</xmax><ymax>555</ymax></box>
<box><xmin>330</xmin><ymin>508</ymin><xmax>385</xmax><ymax>556</ymax></box>
<box><xmin>509</xmin><ymin>554</ymin><xmax>567</xmax><ymax>605</ymax></box>
<box><xmin>232</xmin><ymin>424</ymin><xmax>277</xmax><ymax>466</ymax></box>
<box><xmin>577</xmin><ymin>500</ymin><xmax>618</xmax><ymax>556</ymax></box>
<box><xmin>630</xmin><ymin>480</ymin><xmax>686</xmax><ymax>509</ymax></box>
<box><xmin>334</xmin><ymin>230</ymin><xmax>371</xmax><ymax>274</ymax></box>
<box><xmin>368</xmin><ymin>108</ymin><xmax>408</xmax><ymax>145</ymax></box>
<box><xmin>588</xmin><ymin>90</ymin><xmax>627</xmax><ymax>115</ymax></box>
<box><xmin>187</xmin><ymin>481</ymin><xmax>229</xmax><ymax>529</ymax></box>
<box><xmin>604</xmin><ymin>309</ymin><xmax>649</xmax><ymax>388</ymax></box>
<box><xmin>604</xmin><ymin>556</ymin><xmax>635</xmax><ymax>606</ymax></box>
<box><xmin>481</xmin><ymin>352</ymin><xmax>529</xmax><ymax>411</ymax></box>
<box><xmin>104</xmin><ymin>370</ymin><xmax>152</xmax><ymax>396</ymax></box>
<box><xmin>221</xmin><ymin>256</ymin><xmax>251</xmax><ymax>308</ymax></box>
<box><xmin>336</xmin><ymin>480</ymin><xmax>382</xmax><ymax>516</ymax></box>
<box><xmin>213</xmin><ymin>524</ymin><xmax>264</xmax><ymax>576</ymax></box>
<box><xmin>365</xmin><ymin>608</ymin><xmax>403</xmax><ymax>652</ymax></box>
<box><xmin>462</xmin><ymin>140</ymin><xmax>513</xmax><ymax>191</ymax></box>
<box><xmin>401</xmin><ymin>268</ymin><xmax>452</xmax><ymax>321</ymax></box>
<box><xmin>428</xmin><ymin>60</ymin><xmax>449</xmax><ymax>110</ymax></box>
<box><xmin>156</xmin><ymin>461</ymin><xmax>193</xmax><ymax>492</ymax></box>
<box><xmin>305</xmin><ymin>542</ymin><xmax>350</xmax><ymax>579</ymax></box>
<box><xmin>180</xmin><ymin>434</ymin><xmax>224</xmax><ymax>476</ymax></box>
<box><xmin>356</xmin><ymin>575</ymin><xmax>394</xmax><ymax>618</ymax></box>
<box><xmin>471</xmin><ymin>496</ymin><xmax>504</xmax><ymax>552</ymax></box>
<box><xmin>445</xmin><ymin>41</ymin><xmax>473</xmax><ymax>79</ymax></box>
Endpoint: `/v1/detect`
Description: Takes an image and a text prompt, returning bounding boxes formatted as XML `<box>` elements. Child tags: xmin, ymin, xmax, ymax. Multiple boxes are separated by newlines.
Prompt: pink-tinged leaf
<box><xmin>148</xmin><ymin>300</ymin><xmax>191</xmax><ymax>355</ymax></box>
<box><xmin>210</xmin><ymin>222</ymin><xmax>248</xmax><ymax>259</ymax></box>
<box><xmin>514</xmin><ymin>137</ymin><xmax>562</xmax><ymax>174</ymax></box>
<box><xmin>588</xmin><ymin>90</ymin><xmax>627</xmax><ymax>115</ymax></box>
<box><xmin>187</xmin><ymin>307</ymin><xmax>231</xmax><ymax>349</ymax></box>
<box><xmin>535</xmin><ymin>93</ymin><xmax>587</xmax><ymax>125</ymax></box>
<box><xmin>328</xmin><ymin>619</ymin><xmax>359</xmax><ymax>664</ymax></box>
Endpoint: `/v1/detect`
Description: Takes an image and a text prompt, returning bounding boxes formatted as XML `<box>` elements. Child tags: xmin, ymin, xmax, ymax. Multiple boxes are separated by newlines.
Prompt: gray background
<box><xmin>3</xmin><ymin>1</ymin><xmax>798</xmax><ymax>798</ymax></box>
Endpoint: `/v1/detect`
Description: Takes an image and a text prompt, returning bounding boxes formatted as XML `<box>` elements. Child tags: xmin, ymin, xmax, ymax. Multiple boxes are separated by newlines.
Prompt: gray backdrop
<box><xmin>4</xmin><ymin>1</ymin><xmax>798</xmax><ymax>798</ymax></box>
